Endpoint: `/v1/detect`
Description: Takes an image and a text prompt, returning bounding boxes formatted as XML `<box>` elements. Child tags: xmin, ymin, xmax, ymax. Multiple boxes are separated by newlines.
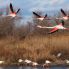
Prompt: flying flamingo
<box><xmin>2</xmin><ymin>3</ymin><xmax>20</xmax><ymax>18</ymax></box>
<box><xmin>37</xmin><ymin>20</ymin><xmax>69</xmax><ymax>34</ymax></box>
<box><xmin>56</xmin><ymin>9</ymin><xmax>69</xmax><ymax>20</ymax></box>
<box><xmin>9</xmin><ymin>3</ymin><xmax>20</xmax><ymax>17</ymax></box>
<box><xmin>33</xmin><ymin>12</ymin><xmax>51</xmax><ymax>21</ymax></box>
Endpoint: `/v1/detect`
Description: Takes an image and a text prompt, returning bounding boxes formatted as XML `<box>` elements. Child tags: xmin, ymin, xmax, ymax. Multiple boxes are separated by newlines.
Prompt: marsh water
<box><xmin>0</xmin><ymin>66</ymin><xmax>69</xmax><ymax>69</ymax></box>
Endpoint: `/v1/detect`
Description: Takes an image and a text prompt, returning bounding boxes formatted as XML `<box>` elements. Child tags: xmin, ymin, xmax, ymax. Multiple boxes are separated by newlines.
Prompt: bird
<box><xmin>2</xmin><ymin>3</ymin><xmax>20</xmax><ymax>18</ymax></box>
<box><xmin>45</xmin><ymin>60</ymin><xmax>51</xmax><ymax>64</ymax></box>
<box><xmin>37</xmin><ymin>20</ymin><xmax>69</xmax><ymax>34</ymax></box>
<box><xmin>57</xmin><ymin>53</ymin><xmax>62</xmax><ymax>58</ymax></box>
<box><xmin>18</xmin><ymin>59</ymin><xmax>23</xmax><ymax>63</ymax></box>
<box><xmin>0</xmin><ymin>61</ymin><xmax>4</xmax><ymax>64</ymax></box>
<box><xmin>24</xmin><ymin>59</ymin><xmax>32</xmax><ymax>64</ymax></box>
<box><xmin>43</xmin><ymin>60</ymin><xmax>51</xmax><ymax>68</ymax></box>
<box><xmin>56</xmin><ymin>9</ymin><xmax>69</xmax><ymax>20</ymax></box>
<box><xmin>32</xmin><ymin>62</ymin><xmax>39</xmax><ymax>66</ymax></box>
<box><xmin>9</xmin><ymin>3</ymin><xmax>20</xmax><ymax>17</ymax></box>
<box><xmin>65</xmin><ymin>60</ymin><xmax>69</xmax><ymax>64</ymax></box>
<box><xmin>33</xmin><ymin>12</ymin><xmax>49</xmax><ymax>21</ymax></box>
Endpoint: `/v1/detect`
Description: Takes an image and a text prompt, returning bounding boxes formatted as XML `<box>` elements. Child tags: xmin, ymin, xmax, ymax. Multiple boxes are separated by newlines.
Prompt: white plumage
<box><xmin>32</xmin><ymin>62</ymin><xmax>38</xmax><ymax>66</ymax></box>
<box><xmin>0</xmin><ymin>61</ymin><xmax>4</xmax><ymax>64</ymax></box>
<box><xmin>18</xmin><ymin>59</ymin><xmax>23</xmax><ymax>63</ymax></box>
<box><xmin>45</xmin><ymin>60</ymin><xmax>51</xmax><ymax>64</ymax></box>
<box><xmin>57</xmin><ymin>53</ymin><xmax>62</xmax><ymax>57</ymax></box>
<box><xmin>24</xmin><ymin>59</ymin><xmax>32</xmax><ymax>64</ymax></box>
<box><xmin>65</xmin><ymin>60</ymin><xmax>69</xmax><ymax>64</ymax></box>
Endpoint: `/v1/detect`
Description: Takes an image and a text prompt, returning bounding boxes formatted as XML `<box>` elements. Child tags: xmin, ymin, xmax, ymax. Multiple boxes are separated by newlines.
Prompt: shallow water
<box><xmin>0</xmin><ymin>66</ymin><xmax>69</xmax><ymax>69</ymax></box>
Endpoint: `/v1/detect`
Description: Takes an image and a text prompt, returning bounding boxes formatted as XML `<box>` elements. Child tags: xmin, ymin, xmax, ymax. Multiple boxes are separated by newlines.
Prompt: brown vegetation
<box><xmin>0</xmin><ymin>32</ymin><xmax>69</xmax><ymax>64</ymax></box>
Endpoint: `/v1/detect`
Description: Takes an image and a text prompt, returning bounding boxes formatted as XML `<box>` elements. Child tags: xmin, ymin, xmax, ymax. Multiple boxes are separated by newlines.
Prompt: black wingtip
<box><xmin>16</xmin><ymin>8</ymin><xmax>20</xmax><ymax>14</ymax></box>
<box><xmin>33</xmin><ymin>12</ymin><xmax>41</xmax><ymax>17</ymax></box>
<box><xmin>61</xmin><ymin>8</ymin><xmax>63</xmax><ymax>11</ymax></box>
<box><xmin>61</xmin><ymin>8</ymin><xmax>63</xmax><ymax>13</ymax></box>
<box><xmin>32</xmin><ymin>12</ymin><xmax>35</xmax><ymax>15</ymax></box>
<box><xmin>33</xmin><ymin>12</ymin><xmax>37</xmax><ymax>15</ymax></box>
<box><xmin>61</xmin><ymin>8</ymin><xmax>64</xmax><ymax>12</ymax></box>
<box><xmin>10</xmin><ymin>3</ymin><xmax>13</xmax><ymax>8</ymax></box>
<box><xmin>44</xmin><ymin>14</ymin><xmax>47</xmax><ymax>18</ymax></box>
<box><xmin>60</xmin><ymin>8</ymin><xmax>67</xmax><ymax>16</ymax></box>
<box><xmin>10</xmin><ymin>3</ymin><xmax>14</xmax><ymax>13</ymax></box>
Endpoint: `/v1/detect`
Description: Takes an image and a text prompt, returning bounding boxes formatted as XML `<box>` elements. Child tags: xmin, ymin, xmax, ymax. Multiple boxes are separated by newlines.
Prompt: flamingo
<box><xmin>24</xmin><ymin>59</ymin><xmax>32</xmax><ymax>64</ymax></box>
<box><xmin>65</xmin><ymin>60</ymin><xmax>69</xmax><ymax>64</ymax></box>
<box><xmin>56</xmin><ymin>9</ymin><xmax>69</xmax><ymax>20</ymax></box>
<box><xmin>32</xmin><ymin>62</ymin><xmax>39</xmax><ymax>66</ymax></box>
<box><xmin>37</xmin><ymin>20</ymin><xmax>69</xmax><ymax>34</ymax></box>
<box><xmin>43</xmin><ymin>60</ymin><xmax>51</xmax><ymax>67</ymax></box>
<box><xmin>0</xmin><ymin>61</ymin><xmax>4</xmax><ymax>64</ymax></box>
<box><xmin>18</xmin><ymin>59</ymin><xmax>23</xmax><ymax>63</ymax></box>
<box><xmin>9</xmin><ymin>3</ymin><xmax>20</xmax><ymax>17</ymax></box>
<box><xmin>45</xmin><ymin>60</ymin><xmax>51</xmax><ymax>64</ymax></box>
<box><xmin>33</xmin><ymin>12</ymin><xmax>50</xmax><ymax>21</ymax></box>
<box><xmin>2</xmin><ymin>3</ymin><xmax>20</xmax><ymax>18</ymax></box>
<box><xmin>57</xmin><ymin>53</ymin><xmax>62</xmax><ymax>58</ymax></box>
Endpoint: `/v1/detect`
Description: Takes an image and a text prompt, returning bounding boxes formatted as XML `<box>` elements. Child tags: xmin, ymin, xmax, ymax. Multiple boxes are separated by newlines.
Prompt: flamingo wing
<box><xmin>16</xmin><ymin>8</ymin><xmax>20</xmax><ymax>14</ymax></box>
<box><xmin>61</xmin><ymin>9</ymin><xmax>67</xmax><ymax>16</ymax></box>
<box><xmin>33</xmin><ymin>12</ymin><xmax>41</xmax><ymax>17</ymax></box>
<box><xmin>44</xmin><ymin>14</ymin><xmax>47</xmax><ymax>18</ymax></box>
<box><xmin>10</xmin><ymin>3</ymin><xmax>14</xmax><ymax>13</ymax></box>
<box><xmin>48</xmin><ymin>27</ymin><xmax>58</xmax><ymax>34</ymax></box>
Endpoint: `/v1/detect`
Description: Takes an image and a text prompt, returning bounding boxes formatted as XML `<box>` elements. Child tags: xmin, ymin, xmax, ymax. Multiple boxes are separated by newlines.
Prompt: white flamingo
<box><xmin>32</xmin><ymin>62</ymin><xmax>39</xmax><ymax>66</ymax></box>
<box><xmin>65</xmin><ymin>60</ymin><xmax>69</xmax><ymax>64</ymax></box>
<box><xmin>0</xmin><ymin>61</ymin><xmax>4</xmax><ymax>64</ymax></box>
<box><xmin>57</xmin><ymin>53</ymin><xmax>62</xmax><ymax>57</ymax></box>
<box><xmin>43</xmin><ymin>60</ymin><xmax>51</xmax><ymax>67</ymax></box>
<box><xmin>24</xmin><ymin>59</ymin><xmax>32</xmax><ymax>64</ymax></box>
<box><xmin>18</xmin><ymin>59</ymin><xmax>23</xmax><ymax>63</ymax></box>
<box><xmin>45</xmin><ymin>60</ymin><xmax>51</xmax><ymax>64</ymax></box>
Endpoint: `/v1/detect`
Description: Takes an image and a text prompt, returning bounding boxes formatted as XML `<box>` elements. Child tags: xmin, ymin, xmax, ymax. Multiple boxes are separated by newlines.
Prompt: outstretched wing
<box><xmin>61</xmin><ymin>9</ymin><xmax>67</xmax><ymax>16</ymax></box>
<box><xmin>10</xmin><ymin>3</ymin><xmax>14</xmax><ymax>13</ymax></box>
<box><xmin>48</xmin><ymin>27</ymin><xmax>58</xmax><ymax>34</ymax></box>
<box><xmin>16</xmin><ymin>8</ymin><xmax>20</xmax><ymax>14</ymax></box>
<box><xmin>33</xmin><ymin>12</ymin><xmax>41</xmax><ymax>17</ymax></box>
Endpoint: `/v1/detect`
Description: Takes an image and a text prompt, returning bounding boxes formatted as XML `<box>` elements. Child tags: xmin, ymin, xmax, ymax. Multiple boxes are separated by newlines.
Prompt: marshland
<box><xmin>0</xmin><ymin>3</ymin><xmax>69</xmax><ymax>67</ymax></box>
<box><xmin>0</xmin><ymin>10</ymin><xmax>69</xmax><ymax>66</ymax></box>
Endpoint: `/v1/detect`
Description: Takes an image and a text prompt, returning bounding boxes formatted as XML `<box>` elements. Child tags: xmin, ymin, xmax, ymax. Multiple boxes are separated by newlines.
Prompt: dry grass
<box><xmin>0</xmin><ymin>33</ymin><xmax>69</xmax><ymax>64</ymax></box>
